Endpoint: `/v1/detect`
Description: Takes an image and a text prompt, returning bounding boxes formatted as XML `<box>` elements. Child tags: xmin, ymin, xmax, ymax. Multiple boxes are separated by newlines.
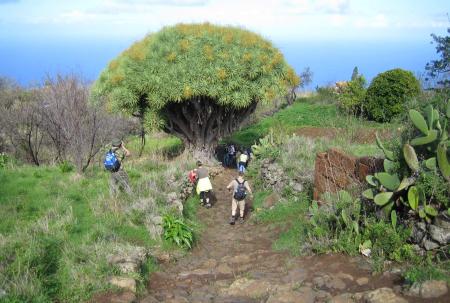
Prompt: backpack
<box><xmin>233</xmin><ymin>179</ymin><xmax>247</xmax><ymax>201</ymax></box>
<box><xmin>188</xmin><ymin>170</ymin><xmax>197</xmax><ymax>184</ymax></box>
<box><xmin>104</xmin><ymin>150</ymin><xmax>120</xmax><ymax>172</ymax></box>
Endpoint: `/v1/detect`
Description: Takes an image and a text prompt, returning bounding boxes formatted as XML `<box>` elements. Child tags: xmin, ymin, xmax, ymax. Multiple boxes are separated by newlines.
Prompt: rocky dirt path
<box><xmin>138</xmin><ymin>169</ymin><xmax>448</xmax><ymax>303</ymax></box>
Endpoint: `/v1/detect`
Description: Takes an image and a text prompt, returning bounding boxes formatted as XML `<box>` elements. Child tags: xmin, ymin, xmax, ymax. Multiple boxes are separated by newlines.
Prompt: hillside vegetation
<box><xmin>1</xmin><ymin>90</ymin><xmax>449</xmax><ymax>301</ymax></box>
<box><xmin>0</xmin><ymin>135</ymin><xmax>189</xmax><ymax>302</ymax></box>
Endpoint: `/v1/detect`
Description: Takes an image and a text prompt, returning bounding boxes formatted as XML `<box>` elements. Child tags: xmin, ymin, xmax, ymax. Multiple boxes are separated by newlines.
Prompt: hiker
<box><xmin>105</xmin><ymin>138</ymin><xmax>132</xmax><ymax>197</ymax></box>
<box><xmin>227</xmin><ymin>171</ymin><xmax>253</xmax><ymax>224</ymax></box>
<box><xmin>245</xmin><ymin>147</ymin><xmax>252</xmax><ymax>165</ymax></box>
<box><xmin>235</xmin><ymin>149</ymin><xmax>241</xmax><ymax>170</ymax></box>
<box><xmin>224</xmin><ymin>144</ymin><xmax>235</xmax><ymax>167</ymax></box>
<box><xmin>238</xmin><ymin>150</ymin><xmax>249</xmax><ymax>173</ymax></box>
<box><xmin>194</xmin><ymin>160</ymin><xmax>213</xmax><ymax>208</ymax></box>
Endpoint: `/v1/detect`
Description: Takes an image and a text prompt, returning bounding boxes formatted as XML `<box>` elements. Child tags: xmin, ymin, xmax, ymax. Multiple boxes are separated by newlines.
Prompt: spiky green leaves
<box><xmin>92</xmin><ymin>23</ymin><xmax>299</xmax><ymax>114</ymax></box>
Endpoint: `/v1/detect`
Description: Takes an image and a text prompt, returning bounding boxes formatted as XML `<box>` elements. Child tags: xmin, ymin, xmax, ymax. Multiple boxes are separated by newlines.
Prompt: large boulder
<box><xmin>407</xmin><ymin>280</ymin><xmax>448</xmax><ymax>298</ymax></box>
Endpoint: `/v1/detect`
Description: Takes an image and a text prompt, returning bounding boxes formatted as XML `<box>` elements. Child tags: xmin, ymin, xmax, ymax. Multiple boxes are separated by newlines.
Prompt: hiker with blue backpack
<box><xmin>227</xmin><ymin>171</ymin><xmax>253</xmax><ymax>225</ymax></box>
<box><xmin>104</xmin><ymin>138</ymin><xmax>132</xmax><ymax>196</ymax></box>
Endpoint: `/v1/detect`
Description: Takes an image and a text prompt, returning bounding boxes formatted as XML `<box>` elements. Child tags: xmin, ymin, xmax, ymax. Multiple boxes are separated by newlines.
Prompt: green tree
<box><xmin>91</xmin><ymin>23</ymin><xmax>299</xmax><ymax>159</ymax></box>
<box><xmin>425</xmin><ymin>27</ymin><xmax>449</xmax><ymax>88</ymax></box>
<box><xmin>365</xmin><ymin>68</ymin><xmax>421</xmax><ymax>122</ymax></box>
<box><xmin>337</xmin><ymin>75</ymin><xmax>366</xmax><ymax>116</ymax></box>
<box><xmin>351</xmin><ymin>66</ymin><xmax>359</xmax><ymax>81</ymax></box>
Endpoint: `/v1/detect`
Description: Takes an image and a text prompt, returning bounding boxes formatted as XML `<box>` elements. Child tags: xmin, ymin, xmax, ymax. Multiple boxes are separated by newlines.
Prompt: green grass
<box><xmin>0</xmin><ymin>134</ymin><xmax>192</xmax><ymax>302</ymax></box>
<box><xmin>252</xmin><ymin>193</ymin><xmax>311</xmax><ymax>255</ymax></box>
<box><xmin>230</xmin><ymin>101</ymin><xmax>389</xmax><ymax>146</ymax></box>
<box><xmin>251</xmin><ymin>190</ymin><xmax>272</xmax><ymax>210</ymax></box>
<box><xmin>127</xmin><ymin>134</ymin><xmax>183</xmax><ymax>157</ymax></box>
<box><xmin>404</xmin><ymin>260</ymin><xmax>450</xmax><ymax>284</ymax></box>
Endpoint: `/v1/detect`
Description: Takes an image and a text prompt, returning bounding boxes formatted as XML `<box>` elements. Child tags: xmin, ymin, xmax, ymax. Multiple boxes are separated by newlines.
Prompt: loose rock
<box><xmin>356</xmin><ymin>277</ymin><xmax>369</xmax><ymax>286</ymax></box>
<box><xmin>409</xmin><ymin>280</ymin><xmax>449</xmax><ymax>298</ymax></box>
<box><xmin>428</xmin><ymin>224</ymin><xmax>450</xmax><ymax>245</ymax></box>
<box><xmin>267</xmin><ymin>287</ymin><xmax>315</xmax><ymax>303</ymax></box>
<box><xmin>423</xmin><ymin>238</ymin><xmax>440</xmax><ymax>251</ymax></box>
<box><xmin>109</xmin><ymin>276</ymin><xmax>136</xmax><ymax>293</ymax></box>
<box><xmin>330</xmin><ymin>293</ymin><xmax>355</xmax><ymax>303</ymax></box>
<box><xmin>363</xmin><ymin>287</ymin><xmax>407</xmax><ymax>303</ymax></box>
<box><xmin>222</xmin><ymin>278</ymin><xmax>273</xmax><ymax>298</ymax></box>
<box><xmin>313</xmin><ymin>274</ymin><xmax>346</xmax><ymax>290</ymax></box>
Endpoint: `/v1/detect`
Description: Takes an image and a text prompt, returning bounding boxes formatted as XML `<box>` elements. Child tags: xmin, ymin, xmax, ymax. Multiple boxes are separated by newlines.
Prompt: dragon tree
<box><xmin>91</xmin><ymin>23</ymin><xmax>299</xmax><ymax>160</ymax></box>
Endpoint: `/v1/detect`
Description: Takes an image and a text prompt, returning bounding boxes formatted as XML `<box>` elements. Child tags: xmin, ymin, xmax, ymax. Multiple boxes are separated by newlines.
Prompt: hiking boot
<box><xmin>239</xmin><ymin>217</ymin><xmax>244</xmax><ymax>224</ymax></box>
<box><xmin>229</xmin><ymin>216</ymin><xmax>235</xmax><ymax>225</ymax></box>
<box><xmin>205</xmin><ymin>203</ymin><xmax>212</xmax><ymax>208</ymax></box>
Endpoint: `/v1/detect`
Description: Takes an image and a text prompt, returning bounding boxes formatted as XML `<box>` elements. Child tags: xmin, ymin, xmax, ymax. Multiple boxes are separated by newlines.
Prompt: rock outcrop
<box><xmin>259</xmin><ymin>158</ymin><xmax>304</xmax><ymax>194</ymax></box>
<box><xmin>313</xmin><ymin>148</ymin><xmax>383</xmax><ymax>201</ymax></box>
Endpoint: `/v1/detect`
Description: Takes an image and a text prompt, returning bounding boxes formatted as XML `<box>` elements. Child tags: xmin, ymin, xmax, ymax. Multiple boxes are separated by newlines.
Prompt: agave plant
<box><xmin>363</xmin><ymin>101</ymin><xmax>450</xmax><ymax>222</ymax></box>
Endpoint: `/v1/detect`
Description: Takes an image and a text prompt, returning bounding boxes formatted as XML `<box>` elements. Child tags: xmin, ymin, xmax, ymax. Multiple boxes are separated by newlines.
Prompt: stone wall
<box><xmin>313</xmin><ymin>148</ymin><xmax>383</xmax><ymax>201</ymax></box>
<box><xmin>259</xmin><ymin>158</ymin><xmax>304</xmax><ymax>194</ymax></box>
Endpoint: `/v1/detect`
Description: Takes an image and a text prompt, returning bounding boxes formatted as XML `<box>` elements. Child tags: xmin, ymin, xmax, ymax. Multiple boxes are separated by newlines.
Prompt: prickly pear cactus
<box><xmin>363</xmin><ymin>101</ymin><xmax>450</xmax><ymax>222</ymax></box>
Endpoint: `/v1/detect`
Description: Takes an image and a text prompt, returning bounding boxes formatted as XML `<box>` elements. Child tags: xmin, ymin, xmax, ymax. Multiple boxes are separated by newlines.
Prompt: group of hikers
<box><xmin>223</xmin><ymin>143</ymin><xmax>252</xmax><ymax>173</ymax></box>
<box><xmin>190</xmin><ymin>160</ymin><xmax>253</xmax><ymax>225</ymax></box>
<box><xmin>104</xmin><ymin>139</ymin><xmax>253</xmax><ymax>225</ymax></box>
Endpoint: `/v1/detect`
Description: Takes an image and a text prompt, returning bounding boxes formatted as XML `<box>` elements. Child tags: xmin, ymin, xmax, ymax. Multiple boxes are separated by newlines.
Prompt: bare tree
<box><xmin>0</xmin><ymin>75</ymin><xmax>132</xmax><ymax>170</ymax></box>
<box><xmin>39</xmin><ymin>75</ymin><xmax>130</xmax><ymax>172</ymax></box>
<box><xmin>0</xmin><ymin>84</ymin><xmax>45</xmax><ymax>165</ymax></box>
<box><xmin>299</xmin><ymin>67</ymin><xmax>313</xmax><ymax>89</ymax></box>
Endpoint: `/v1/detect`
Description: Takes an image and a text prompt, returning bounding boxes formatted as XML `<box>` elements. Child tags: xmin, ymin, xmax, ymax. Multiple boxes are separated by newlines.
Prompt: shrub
<box><xmin>362</xmin><ymin>219</ymin><xmax>410</xmax><ymax>261</ymax></box>
<box><xmin>58</xmin><ymin>160</ymin><xmax>74</xmax><ymax>173</ymax></box>
<box><xmin>313</xmin><ymin>85</ymin><xmax>338</xmax><ymax>104</ymax></box>
<box><xmin>365</xmin><ymin>69</ymin><xmax>421</xmax><ymax>122</ymax></box>
<box><xmin>307</xmin><ymin>191</ymin><xmax>363</xmax><ymax>255</ymax></box>
<box><xmin>163</xmin><ymin>214</ymin><xmax>194</xmax><ymax>249</ymax></box>
<box><xmin>416</xmin><ymin>170</ymin><xmax>449</xmax><ymax>209</ymax></box>
<box><xmin>0</xmin><ymin>152</ymin><xmax>8</xmax><ymax>168</ymax></box>
<box><xmin>404</xmin><ymin>259</ymin><xmax>450</xmax><ymax>284</ymax></box>
<box><xmin>337</xmin><ymin>75</ymin><xmax>367</xmax><ymax>115</ymax></box>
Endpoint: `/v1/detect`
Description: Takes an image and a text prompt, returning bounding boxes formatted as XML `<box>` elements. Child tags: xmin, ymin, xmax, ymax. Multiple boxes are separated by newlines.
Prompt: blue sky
<box><xmin>0</xmin><ymin>0</ymin><xmax>448</xmax><ymax>86</ymax></box>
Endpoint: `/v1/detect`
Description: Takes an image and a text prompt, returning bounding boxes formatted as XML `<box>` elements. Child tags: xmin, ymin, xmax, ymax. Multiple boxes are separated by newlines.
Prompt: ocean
<box><xmin>0</xmin><ymin>36</ymin><xmax>437</xmax><ymax>89</ymax></box>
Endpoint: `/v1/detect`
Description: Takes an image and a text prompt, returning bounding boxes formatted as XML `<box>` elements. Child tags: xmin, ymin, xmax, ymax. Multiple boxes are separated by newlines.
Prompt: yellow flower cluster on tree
<box><xmin>91</xmin><ymin>23</ymin><xmax>299</xmax><ymax>156</ymax></box>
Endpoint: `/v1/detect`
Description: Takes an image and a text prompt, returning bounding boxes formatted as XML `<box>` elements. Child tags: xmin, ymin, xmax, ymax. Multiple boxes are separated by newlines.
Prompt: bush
<box><xmin>337</xmin><ymin>76</ymin><xmax>367</xmax><ymax>115</ymax></box>
<box><xmin>365</xmin><ymin>69</ymin><xmax>421</xmax><ymax>122</ymax></box>
<box><xmin>313</xmin><ymin>85</ymin><xmax>338</xmax><ymax>104</ymax></box>
<box><xmin>362</xmin><ymin>219</ymin><xmax>411</xmax><ymax>261</ymax></box>
<box><xmin>416</xmin><ymin>170</ymin><xmax>449</xmax><ymax>209</ymax></box>
<box><xmin>404</xmin><ymin>259</ymin><xmax>450</xmax><ymax>284</ymax></box>
<box><xmin>58</xmin><ymin>160</ymin><xmax>74</xmax><ymax>173</ymax></box>
<box><xmin>163</xmin><ymin>214</ymin><xmax>194</xmax><ymax>249</ymax></box>
<box><xmin>0</xmin><ymin>152</ymin><xmax>8</xmax><ymax>168</ymax></box>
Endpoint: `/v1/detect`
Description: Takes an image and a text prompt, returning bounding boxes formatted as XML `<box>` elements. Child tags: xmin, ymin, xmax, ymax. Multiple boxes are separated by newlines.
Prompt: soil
<box><xmin>100</xmin><ymin>169</ymin><xmax>449</xmax><ymax>303</ymax></box>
